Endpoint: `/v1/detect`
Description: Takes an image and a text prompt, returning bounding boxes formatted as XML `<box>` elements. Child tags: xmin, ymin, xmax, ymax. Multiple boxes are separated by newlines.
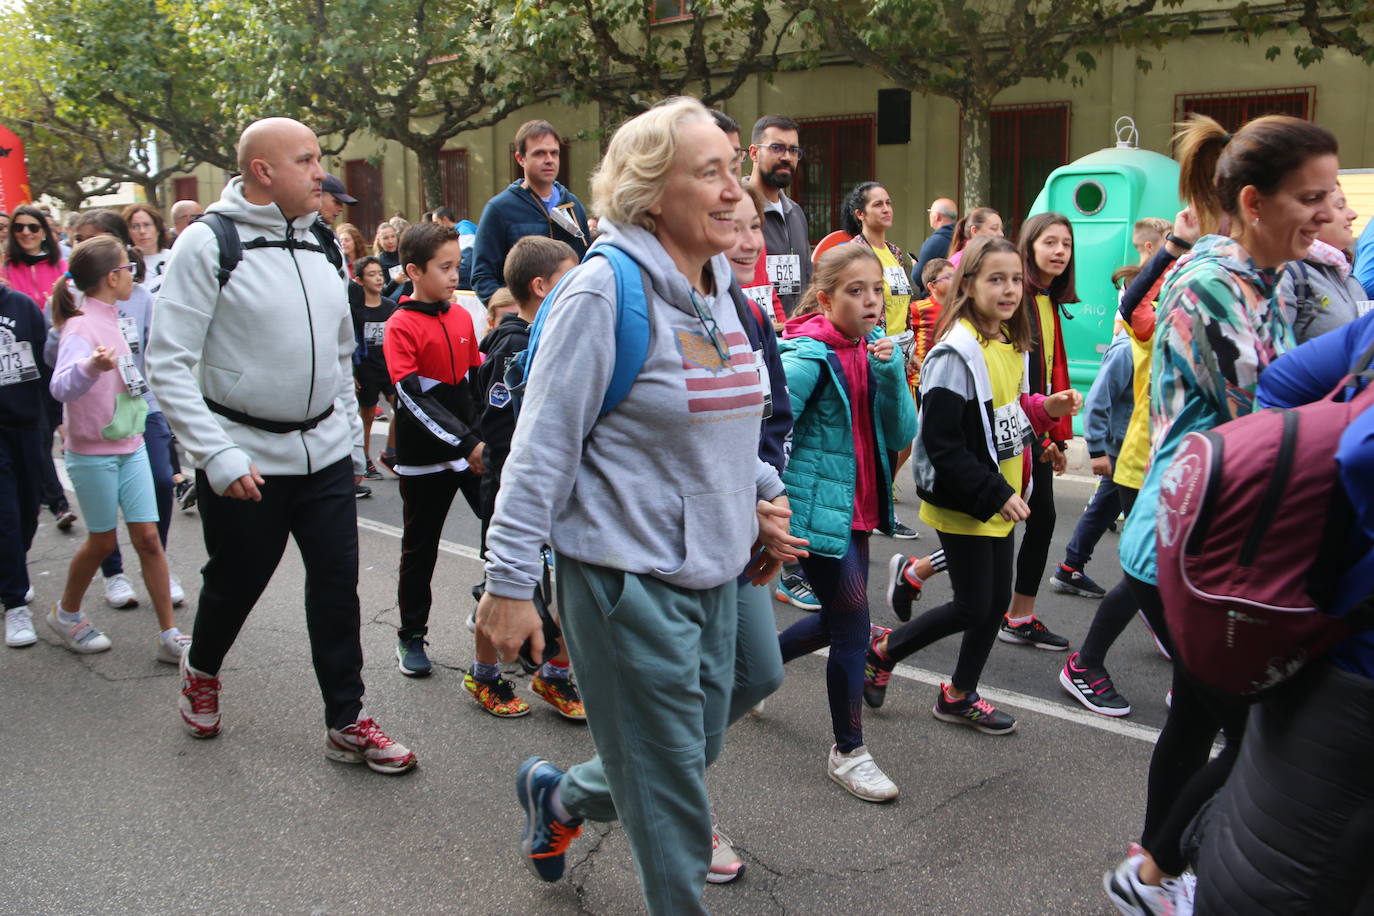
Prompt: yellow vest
<box><xmin>872</xmin><ymin>242</ymin><xmax>912</xmax><ymax>336</ymax></box>
<box><xmin>920</xmin><ymin>320</ymin><xmax>1023</xmax><ymax>537</ymax></box>
<box><xmin>1113</xmin><ymin>322</ymin><xmax>1153</xmax><ymax>490</ymax></box>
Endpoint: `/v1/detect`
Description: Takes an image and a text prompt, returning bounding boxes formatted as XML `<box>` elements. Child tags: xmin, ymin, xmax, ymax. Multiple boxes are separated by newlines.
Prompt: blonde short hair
<box><xmin>591</xmin><ymin>97</ymin><xmax>713</xmax><ymax>234</ymax></box>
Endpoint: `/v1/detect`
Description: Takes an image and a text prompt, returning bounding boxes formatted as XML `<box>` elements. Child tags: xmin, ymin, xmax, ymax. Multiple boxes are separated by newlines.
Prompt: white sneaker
<box><xmin>24</xmin><ymin>585</ymin><xmax>34</xmax><ymax>603</ymax></box>
<box><xmin>708</xmin><ymin>824</ymin><xmax>745</xmax><ymax>884</ymax></box>
<box><xmin>45</xmin><ymin>606</ymin><xmax>112</xmax><ymax>654</ymax></box>
<box><xmin>1104</xmin><ymin>854</ymin><xmax>1195</xmax><ymax>916</ymax></box>
<box><xmin>827</xmin><ymin>744</ymin><xmax>898</xmax><ymax>802</ymax></box>
<box><xmin>157</xmin><ymin>630</ymin><xmax>192</xmax><ymax>665</ymax></box>
<box><xmin>104</xmin><ymin>573</ymin><xmax>138</xmax><ymax>609</ymax></box>
<box><xmin>169</xmin><ymin>574</ymin><xmax>185</xmax><ymax>607</ymax></box>
<box><xmin>5</xmin><ymin>607</ymin><xmax>37</xmax><ymax>647</ymax></box>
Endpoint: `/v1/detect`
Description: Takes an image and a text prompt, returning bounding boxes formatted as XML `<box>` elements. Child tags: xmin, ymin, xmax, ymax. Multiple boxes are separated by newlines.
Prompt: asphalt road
<box><xmin>3</xmin><ymin>435</ymin><xmax>1173</xmax><ymax>915</ymax></box>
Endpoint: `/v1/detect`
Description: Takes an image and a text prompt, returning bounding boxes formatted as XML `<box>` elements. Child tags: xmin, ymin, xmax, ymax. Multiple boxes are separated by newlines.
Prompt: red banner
<box><xmin>0</xmin><ymin>126</ymin><xmax>32</xmax><ymax>214</ymax></box>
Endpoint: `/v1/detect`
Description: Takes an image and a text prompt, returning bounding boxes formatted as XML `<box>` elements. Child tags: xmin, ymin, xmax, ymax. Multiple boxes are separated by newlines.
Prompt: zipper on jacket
<box><xmin>282</xmin><ymin>213</ymin><xmax>319</xmax><ymax>476</ymax></box>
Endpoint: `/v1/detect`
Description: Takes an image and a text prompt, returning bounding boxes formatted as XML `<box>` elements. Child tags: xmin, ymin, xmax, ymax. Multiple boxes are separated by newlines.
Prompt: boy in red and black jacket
<box><xmin>383</xmin><ymin>223</ymin><xmax>486</xmax><ymax>683</ymax></box>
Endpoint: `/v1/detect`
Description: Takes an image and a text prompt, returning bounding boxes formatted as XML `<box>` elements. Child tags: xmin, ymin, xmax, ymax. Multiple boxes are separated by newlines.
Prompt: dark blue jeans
<box><xmin>1063</xmin><ymin>474</ymin><xmax>1122</xmax><ymax>572</ymax></box>
<box><xmin>101</xmin><ymin>410</ymin><xmax>174</xmax><ymax>577</ymax></box>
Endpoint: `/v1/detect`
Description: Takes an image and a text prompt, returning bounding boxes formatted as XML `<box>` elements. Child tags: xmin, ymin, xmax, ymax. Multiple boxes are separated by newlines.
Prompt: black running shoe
<box><xmin>863</xmin><ymin>646</ymin><xmax>895</xmax><ymax>709</ymax></box>
<box><xmin>1049</xmin><ymin>564</ymin><xmax>1107</xmax><ymax>599</ymax></box>
<box><xmin>891</xmin><ymin>520</ymin><xmax>920</xmax><ymax>540</ymax></box>
<box><xmin>998</xmin><ymin>616</ymin><xmax>1070</xmax><ymax>651</ymax></box>
<box><xmin>51</xmin><ymin>504</ymin><xmax>78</xmax><ymax>531</ymax></box>
<box><xmin>354</xmin><ymin>484</ymin><xmax>372</xmax><ymax>499</ymax></box>
<box><xmin>884</xmin><ymin>553</ymin><xmax>922</xmax><ymax>622</ymax></box>
<box><xmin>932</xmin><ymin>686</ymin><xmax>1016</xmax><ymax>734</ymax></box>
<box><xmin>1059</xmin><ymin>653</ymin><xmax>1131</xmax><ymax>716</ymax></box>
<box><xmin>363</xmin><ymin>460</ymin><xmax>384</xmax><ymax>481</ymax></box>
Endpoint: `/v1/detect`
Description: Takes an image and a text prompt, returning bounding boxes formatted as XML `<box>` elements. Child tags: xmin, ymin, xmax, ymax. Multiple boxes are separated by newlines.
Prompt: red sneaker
<box><xmin>326</xmin><ymin>716</ymin><xmax>418</xmax><ymax>774</ymax></box>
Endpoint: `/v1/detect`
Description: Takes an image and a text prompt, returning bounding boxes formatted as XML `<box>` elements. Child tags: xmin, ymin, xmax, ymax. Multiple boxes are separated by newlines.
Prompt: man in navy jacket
<box><xmin>470</xmin><ymin>120</ymin><xmax>591</xmax><ymax>303</ymax></box>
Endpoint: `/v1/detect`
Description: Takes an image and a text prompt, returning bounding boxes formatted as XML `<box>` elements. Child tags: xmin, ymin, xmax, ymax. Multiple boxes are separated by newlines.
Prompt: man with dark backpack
<box><xmin>146</xmin><ymin>117</ymin><xmax>416</xmax><ymax>775</ymax></box>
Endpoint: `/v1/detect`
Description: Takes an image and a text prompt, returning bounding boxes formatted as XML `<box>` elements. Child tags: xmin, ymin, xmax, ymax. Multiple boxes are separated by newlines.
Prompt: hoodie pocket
<box><xmin>203</xmin><ymin>362</ymin><xmax>244</xmax><ymax>406</ymax></box>
<box><xmin>654</xmin><ymin>485</ymin><xmax>755</xmax><ymax>581</ymax></box>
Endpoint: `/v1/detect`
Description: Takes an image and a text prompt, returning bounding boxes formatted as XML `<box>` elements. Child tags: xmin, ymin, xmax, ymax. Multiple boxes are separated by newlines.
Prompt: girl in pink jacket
<box><xmin>46</xmin><ymin>236</ymin><xmax>187</xmax><ymax>662</ymax></box>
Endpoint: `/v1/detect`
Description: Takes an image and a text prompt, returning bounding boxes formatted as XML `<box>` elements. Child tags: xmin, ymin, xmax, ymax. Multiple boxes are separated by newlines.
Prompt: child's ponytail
<box><xmin>53</xmin><ymin>236</ymin><xmax>126</xmax><ymax>326</ymax></box>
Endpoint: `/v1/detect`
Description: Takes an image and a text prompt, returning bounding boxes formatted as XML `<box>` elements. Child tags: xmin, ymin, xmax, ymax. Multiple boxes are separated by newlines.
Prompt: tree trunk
<box><xmin>960</xmin><ymin>95</ymin><xmax>993</xmax><ymax>214</ymax></box>
<box><xmin>416</xmin><ymin>146</ymin><xmax>444</xmax><ymax>212</ymax></box>
<box><xmin>140</xmin><ymin>179</ymin><xmax>162</xmax><ymax>211</ymax></box>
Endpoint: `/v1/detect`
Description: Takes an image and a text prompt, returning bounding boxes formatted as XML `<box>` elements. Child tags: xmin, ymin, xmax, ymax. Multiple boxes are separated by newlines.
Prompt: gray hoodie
<box><xmin>483</xmin><ymin>221</ymin><xmax>785</xmax><ymax>599</ymax></box>
<box><xmin>146</xmin><ymin>178</ymin><xmax>363</xmax><ymax>494</ymax></box>
<box><xmin>1278</xmin><ymin>239</ymin><xmax>1369</xmax><ymax>343</ymax></box>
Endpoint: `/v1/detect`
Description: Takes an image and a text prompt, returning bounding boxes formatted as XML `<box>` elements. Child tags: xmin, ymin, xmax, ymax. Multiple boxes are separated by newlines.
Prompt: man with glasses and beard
<box><xmin>746</xmin><ymin>115</ymin><xmax>811</xmax><ymax>317</ymax></box>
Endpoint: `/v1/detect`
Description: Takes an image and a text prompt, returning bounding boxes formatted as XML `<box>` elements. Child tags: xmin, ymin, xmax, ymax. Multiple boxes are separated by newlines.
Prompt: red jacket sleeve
<box><xmin>384</xmin><ymin>312</ymin><xmax>419</xmax><ymax>383</ymax></box>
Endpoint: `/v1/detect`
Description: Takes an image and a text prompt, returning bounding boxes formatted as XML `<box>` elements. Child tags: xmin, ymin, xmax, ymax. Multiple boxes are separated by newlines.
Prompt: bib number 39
<box><xmin>992</xmin><ymin>401</ymin><xmax>1033</xmax><ymax>461</ymax></box>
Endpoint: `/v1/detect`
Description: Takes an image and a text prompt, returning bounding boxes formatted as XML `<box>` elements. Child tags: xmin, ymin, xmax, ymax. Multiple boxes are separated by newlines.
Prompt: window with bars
<box><xmin>791</xmin><ymin>115</ymin><xmax>876</xmax><ymax>245</ymax></box>
<box><xmin>172</xmin><ymin>176</ymin><xmax>198</xmax><ymax>204</ymax></box>
<box><xmin>344</xmin><ymin>159</ymin><xmax>384</xmax><ymax>240</ymax></box>
<box><xmin>987</xmin><ymin>102</ymin><xmax>1070</xmax><ymax>240</ymax></box>
<box><xmin>439</xmin><ymin>149</ymin><xmax>469</xmax><ymax>219</ymax></box>
<box><xmin>1176</xmin><ymin>87</ymin><xmax>1315</xmax><ymax>133</ymax></box>
<box><xmin>650</xmin><ymin>0</ymin><xmax>698</xmax><ymax>22</ymax></box>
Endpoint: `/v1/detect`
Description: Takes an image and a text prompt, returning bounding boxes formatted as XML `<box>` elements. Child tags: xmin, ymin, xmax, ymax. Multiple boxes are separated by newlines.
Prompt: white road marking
<box><xmin>815</xmin><ymin>647</ymin><xmax>1162</xmax><ymax>744</ymax></box>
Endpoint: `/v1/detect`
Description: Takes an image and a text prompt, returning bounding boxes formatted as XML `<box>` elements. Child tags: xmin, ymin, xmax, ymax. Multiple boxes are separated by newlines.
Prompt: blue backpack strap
<box><xmin>502</xmin><ymin>242</ymin><xmax>651</xmax><ymax>417</ymax></box>
<box><xmin>595</xmin><ymin>244</ymin><xmax>651</xmax><ymax>415</ymax></box>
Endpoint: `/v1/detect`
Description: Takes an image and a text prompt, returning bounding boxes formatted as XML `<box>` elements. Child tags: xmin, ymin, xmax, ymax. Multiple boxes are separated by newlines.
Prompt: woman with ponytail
<box><xmin>46</xmin><ymin>236</ymin><xmax>189</xmax><ymax>663</ymax></box>
<box><xmin>1103</xmin><ymin>113</ymin><xmax>1339</xmax><ymax>916</ymax></box>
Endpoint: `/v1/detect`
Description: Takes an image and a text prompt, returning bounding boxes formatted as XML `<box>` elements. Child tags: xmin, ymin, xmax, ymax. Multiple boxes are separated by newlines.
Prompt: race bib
<box><xmin>0</xmin><ymin>341</ymin><xmax>39</xmax><ymax>387</ymax></box>
<box><xmin>742</xmin><ymin>284</ymin><xmax>772</xmax><ymax>311</ymax></box>
<box><xmin>883</xmin><ymin>265</ymin><xmax>912</xmax><ymax>297</ymax></box>
<box><xmin>117</xmin><ymin>316</ymin><xmax>141</xmax><ymax>354</ymax></box>
<box><xmin>1358</xmin><ymin>300</ymin><xmax>1373</xmax><ymax>318</ymax></box>
<box><xmin>363</xmin><ymin>321</ymin><xmax>386</xmax><ymax>346</ymax></box>
<box><xmin>116</xmin><ymin>354</ymin><xmax>149</xmax><ymax>398</ymax></box>
<box><xmin>753</xmin><ymin>349</ymin><xmax>773</xmax><ymax>420</ymax></box>
<box><xmin>766</xmin><ymin>254</ymin><xmax>801</xmax><ymax>297</ymax></box>
<box><xmin>992</xmin><ymin>401</ymin><xmax>1033</xmax><ymax>462</ymax></box>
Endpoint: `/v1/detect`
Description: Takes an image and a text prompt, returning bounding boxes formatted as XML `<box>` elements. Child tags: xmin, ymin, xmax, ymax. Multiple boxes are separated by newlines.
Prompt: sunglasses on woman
<box><xmin>12</xmin><ymin>222</ymin><xmax>44</xmax><ymax>234</ymax></box>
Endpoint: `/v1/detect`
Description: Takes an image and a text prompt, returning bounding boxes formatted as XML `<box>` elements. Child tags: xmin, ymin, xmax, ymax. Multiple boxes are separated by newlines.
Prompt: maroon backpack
<box><xmin>1156</xmin><ymin>339</ymin><xmax>1374</xmax><ymax>697</ymax></box>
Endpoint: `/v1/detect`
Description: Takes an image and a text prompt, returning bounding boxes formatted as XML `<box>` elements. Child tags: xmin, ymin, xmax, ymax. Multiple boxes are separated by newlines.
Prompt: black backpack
<box><xmin>195</xmin><ymin>212</ymin><xmax>344</xmax><ymax>289</ymax></box>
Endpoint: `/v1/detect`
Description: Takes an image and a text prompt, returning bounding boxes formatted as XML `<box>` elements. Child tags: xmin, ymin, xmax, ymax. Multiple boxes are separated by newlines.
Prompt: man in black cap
<box><xmin>320</xmin><ymin>174</ymin><xmax>356</xmax><ymax>227</ymax></box>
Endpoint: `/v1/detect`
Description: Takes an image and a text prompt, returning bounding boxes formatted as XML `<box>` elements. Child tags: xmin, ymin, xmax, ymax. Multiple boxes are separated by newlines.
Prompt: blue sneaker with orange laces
<box><xmin>517</xmin><ymin>756</ymin><xmax>583</xmax><ymax>881</ymax></box>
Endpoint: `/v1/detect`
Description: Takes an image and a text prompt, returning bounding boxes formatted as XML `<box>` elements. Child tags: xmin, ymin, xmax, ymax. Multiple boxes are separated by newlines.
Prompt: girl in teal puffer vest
<box><xmin>776</xmin><ymin>245</ymin><xmax>917</xmax><ymax>804</ymax></box>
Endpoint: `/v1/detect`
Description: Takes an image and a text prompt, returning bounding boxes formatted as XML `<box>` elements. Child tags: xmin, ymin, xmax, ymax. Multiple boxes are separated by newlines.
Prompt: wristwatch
<box><xmin>1166</xmin><ymin>232</ymin><xmax>1192</xmax><ymax>251</ymax></box>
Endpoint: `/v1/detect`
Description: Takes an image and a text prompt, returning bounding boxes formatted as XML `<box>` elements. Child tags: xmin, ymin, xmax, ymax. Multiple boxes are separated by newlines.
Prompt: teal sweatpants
<box><xmin>556</xmin><ymin>555</ymin><xmax>739</xmax><ymax>916</ymax></box>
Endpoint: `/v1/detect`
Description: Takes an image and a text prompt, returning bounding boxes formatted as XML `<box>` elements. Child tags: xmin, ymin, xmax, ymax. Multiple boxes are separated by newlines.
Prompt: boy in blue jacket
<box><xmin>1049</xmin><ymin>324</ymin><xmax>1133</xmax><ymax>598</ymax></box>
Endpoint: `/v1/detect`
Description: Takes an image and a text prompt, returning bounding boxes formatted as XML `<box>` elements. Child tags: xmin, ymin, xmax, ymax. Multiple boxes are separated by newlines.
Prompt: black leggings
<box><xmin>1127</xmin><ymin>575</ymin><xmax>1248</xmax><ymax>878</ymax></box>
<box><xmin>1013</xmin><ymin>445</ymin><xmax>1055</xmax><ymax>597</ymax></box>
<box><xmin>885</xmin><ymin>530</ymin><xmax>1014</xmax><ymax>693</ymax></box>
<box><xmin>1073</xmin><ymin>484</ymin><xmax>1139</xmax><ymax>670</ymax></box>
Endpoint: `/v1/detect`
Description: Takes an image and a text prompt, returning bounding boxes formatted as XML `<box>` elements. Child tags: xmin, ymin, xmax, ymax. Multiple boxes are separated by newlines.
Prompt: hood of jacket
<box><xmin>1304</xmin><ymin>238</ymin><xmax>1352</xmax><ymax>278</ymax></box>
<box><xmin>205</xmin><ymin>177</ymin><xmax>323</xmax><ymax>234</ymax></box>
<box><xmin>590</xmin><ymin>220</ymin><xmax>735</xmax><ymax>321</ymax></box>
<box><xmin>1178</xmin><ymin>234</ymin><xmax>1280</xmax><ymax>298</ymax></box>
<box><xmin>480</xmin><ymin>311</ymin><xmax>530</xmax><ymax>356</ymax></box>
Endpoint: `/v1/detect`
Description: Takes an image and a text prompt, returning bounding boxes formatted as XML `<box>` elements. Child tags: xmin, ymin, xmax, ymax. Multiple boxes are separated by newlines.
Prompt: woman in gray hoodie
<box><xmin>477</xmin><ymin>97</ymin><xmax>788</xmax><ymax>915</ymax></box>
<box><xmin>1278</xmin><ymin>181</ymin><xmax>1367</xmax><ymax>342</ymax></box>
